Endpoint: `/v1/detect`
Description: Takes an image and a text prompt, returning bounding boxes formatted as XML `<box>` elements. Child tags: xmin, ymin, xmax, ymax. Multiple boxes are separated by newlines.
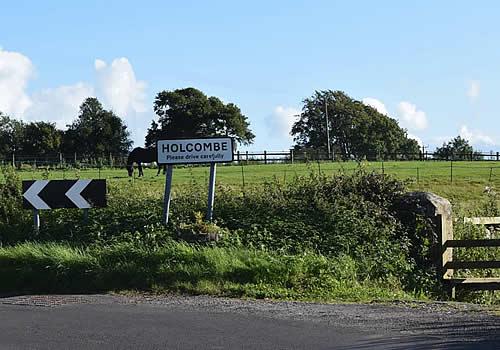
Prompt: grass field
<box><xmin>5</xmin><ymin>160</ymin><xmax>500</xmax><ymax>204</ymax></box>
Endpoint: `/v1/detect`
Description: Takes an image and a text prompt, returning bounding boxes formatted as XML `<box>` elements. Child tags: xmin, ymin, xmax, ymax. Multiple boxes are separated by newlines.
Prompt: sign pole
<box><xmin>33</xmin><ymin>209</ymin><xmax>40</xmax><ymax>234</ymax></box>
<box><xmin>206</xmin><ymin>162</ymin><xmax>217</xmax><ymax>221</ymax></box>
<box><xmin>163</xmin><ymin>164</ymin><xmax>174</xmax><ymax>225</ymax></box>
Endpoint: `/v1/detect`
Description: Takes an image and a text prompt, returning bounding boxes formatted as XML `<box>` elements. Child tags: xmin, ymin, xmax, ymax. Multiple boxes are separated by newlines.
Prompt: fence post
<box><xmin>290</xmin><ymin>149</ymin><xmax>294</xmax><ymax>164</ymax></box>
<box><xmin>74</xmin><ymin>152</ymin><xmax>77</xmax><ymax>165</ymax></box>
<box><xmin>450</xmin><ymin>161</ymin><xmax>453</xmax><ymax>183</ymax></box>
<box><xmin>497</xmin><ymin>152</ymin><xmax>499</xmax><ymax>161</ymax></box>
<box><xmin>59</xmin><ymin>153</ymin><xmax>63</xmax><ymax>168</ymax></box>
<box><xmin>12</xmin><ymin>152</ymin><xmax>15</xmax><ymax>168</ymax></box>
<box><xmin>237</xmin><ymin>151</ymin><xmax>240</xmax><ymax>163</ymax></box>
<box><xmin>246</xmin><ymin>151</ymin><xmax>249</xmax><ymax>165</ymax></box>
<box><xmin>489</xmin><ymin>167</ymin><xmax>493</xmax><ymax>182</ymax></box>
<box><xmin>240</xmin><ymin>165</ymin><xmax>245</xmax><ymax>193</ymax></box>
<box><xmin>264</xmin><ymin>150</ymin><xmax>267</xmax><ymax>164</ymax></box>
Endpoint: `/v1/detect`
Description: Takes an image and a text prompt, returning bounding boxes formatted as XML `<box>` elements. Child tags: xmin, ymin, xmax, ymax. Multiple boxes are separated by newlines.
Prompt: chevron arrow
<box><xmin>65</xmin><ymin>179</ymin><xmax>92</xmax><ymax>209</ymax></box>
<box><xmin>23</xmin><ymin>180</ymin><xmax>106</xmax><ymax>210</ymax></box>
<box><xmin>23</xmin><ymin>180</ymin><xmax>51</xmax><ymax>210</ymax></box>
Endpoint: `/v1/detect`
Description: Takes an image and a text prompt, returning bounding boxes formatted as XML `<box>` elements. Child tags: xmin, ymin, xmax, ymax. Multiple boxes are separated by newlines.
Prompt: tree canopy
<box><xmin>1</xmin><ymin>98</ymin><xmax>132</xmax><ymax>160</ymax></box>
<box><xmin>0</xmin><ymin>113</ymin><xmax>24</xmax><ymax>158</ymax></box>
<box><xmin>145</xmin><ymin>87</ymin><xmax>254</xmax><ymax>147</ymax></box>
<box><xmin>291</xmin><ymin>90</ymin><xmax>420</xmax><ymax>159</ymax></box>
<box><xmin>21</xmin><ymin>121</ymin><xmax>61</xmax><ymax>156</ymax></box>
<box><xmin>63</xmin><ymin>97</ymin><xmax>132</xmax><ymax>157</ymax></box>
<box><xmin>434</xmin><ymin>136</ymin><xmax>481</xmax><ymax>160</ymax></box>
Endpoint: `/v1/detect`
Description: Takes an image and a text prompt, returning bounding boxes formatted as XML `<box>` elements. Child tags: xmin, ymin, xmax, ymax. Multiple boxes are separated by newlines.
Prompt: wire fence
<box><xmin>2</xmin><ymin>158</ymin><xmax>499</xmax><ymax>188</ymax></box>
<box><xmin>1</xmin><ymin>150</ymin><xmax>500</xmax><ymax>169</ymax></box>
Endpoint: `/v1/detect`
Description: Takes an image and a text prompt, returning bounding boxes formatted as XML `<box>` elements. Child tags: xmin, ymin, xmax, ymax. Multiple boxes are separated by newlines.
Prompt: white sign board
<box><xmin>157</xmin><ymin>137</ymin><xmax>234</xmax><ymax>165</ymax></box>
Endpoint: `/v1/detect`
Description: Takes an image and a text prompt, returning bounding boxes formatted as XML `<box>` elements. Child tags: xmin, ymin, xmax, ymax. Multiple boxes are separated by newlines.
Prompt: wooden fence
<box><xmin>441</xmin><ymin>217</ymin><xmax>500</xmax><ymax>298</ymax></box>
<box><xmin>2</xmin><ymin>150</ymin><xmax>500</xmax><ymax>168</ymax></box>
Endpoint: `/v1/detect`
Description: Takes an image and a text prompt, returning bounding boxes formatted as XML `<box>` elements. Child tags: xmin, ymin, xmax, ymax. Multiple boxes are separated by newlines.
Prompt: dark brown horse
<box><xmin>126</xmin><ymin>147</ymin><xmax>164</xmax><ymax>177</ymax></box>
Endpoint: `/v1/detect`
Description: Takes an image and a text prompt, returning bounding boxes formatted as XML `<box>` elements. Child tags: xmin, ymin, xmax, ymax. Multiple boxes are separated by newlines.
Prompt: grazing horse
<box><xmin>126</xmin><ymin>147</ymin><xmax>165</xmax><ymax>177</ymax></box>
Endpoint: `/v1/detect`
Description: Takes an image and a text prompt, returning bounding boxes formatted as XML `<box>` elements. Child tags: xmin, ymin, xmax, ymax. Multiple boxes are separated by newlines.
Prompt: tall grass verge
<box><xmin>0</xmin><ymin>241</ymin><xmax>412</xmax><ymax>302</ymax></box>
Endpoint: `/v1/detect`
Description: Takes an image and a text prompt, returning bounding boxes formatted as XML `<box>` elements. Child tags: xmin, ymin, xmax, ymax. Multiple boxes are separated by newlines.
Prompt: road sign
<box><xmin>157</xmin><ymin>137</ymin><xmax>234</xmax><ymax>225</ymax></box>
<box><xmin>157</xmin><ymin>137</ymin><xmax>234</xmax><ymax>165</ymax></box>
<box><xmin>22</xmin><ymin>180</ymin><xmax>106</xmax><ymax>210</ymax></box>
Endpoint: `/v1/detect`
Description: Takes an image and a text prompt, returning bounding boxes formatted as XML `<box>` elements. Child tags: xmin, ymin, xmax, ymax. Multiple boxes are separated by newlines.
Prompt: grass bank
<box><xmin>1</xmin><ymin>166</ymin><xmax>498</xmax><ymax>303</ymax></box>
<box><xmin>0</xmin><ymin>241</ymin><xmax>412</xmax><ymax>302</ymax></box>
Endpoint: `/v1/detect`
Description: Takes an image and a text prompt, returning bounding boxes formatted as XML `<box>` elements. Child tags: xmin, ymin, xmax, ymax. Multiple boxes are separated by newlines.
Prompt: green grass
<box><xmin>0</xmin><ymin>241</ymin><xmax>414</xmax><ymax>302</ymax></box>
<box><xmin>1</xmin><ymin>163</ymin><xmax>498</xmax><ymax>303</ymax></box>
<box><xmin>5</xmin><ymin>160</ymin><xmax>500</xmax><ymax>203</ymax></box>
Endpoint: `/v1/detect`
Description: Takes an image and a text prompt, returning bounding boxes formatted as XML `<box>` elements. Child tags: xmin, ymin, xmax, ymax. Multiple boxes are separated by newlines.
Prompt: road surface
<box><xmin>0</xmin><ymin>294</ymin><xmax>498</xmax><ymax>349</ymax></box>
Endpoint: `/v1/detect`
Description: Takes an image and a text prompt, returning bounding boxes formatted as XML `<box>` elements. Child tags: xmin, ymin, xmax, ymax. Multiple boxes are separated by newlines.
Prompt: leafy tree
<box><xmin>291</xmin><ymin>90</ymin><xmax>420</xmax><ymax>159</ymax></box>
<box><xmin>0</xmin><ymin>113</ymin><xmax>24</xmax><ymax>158</ymax></box>
<box><xmin>146</xmin><ymin>87</ymin><xmax>254</xmax><ymax>147</ymax></box>
<box><xmin>63</xmin><ymin>98</ymin><xmax>132</xmax><ymax>158</ymax></box>
<box><xmin>21</xmin><ymin>121</ymin><xmax>62</xmax><ymax>156</ymax></box>
<box><xmin>434</xmin><ymin>136</ymin><xmax>481</xmax><ymax>160</ymax></box>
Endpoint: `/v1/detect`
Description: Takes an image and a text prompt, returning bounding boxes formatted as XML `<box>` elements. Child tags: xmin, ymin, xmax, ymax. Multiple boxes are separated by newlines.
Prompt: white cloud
<box><xmin>362</xmin><ymin>97</ymin><xmax>388</xmax><ymax>115</ymax></box>
<box><xmin>397</xmin><ymin>101</ymin><xmax>428</xmax><ymax>130</ymax></box>
<box><xmin>24</xmin><ymin>82</ymin><xmax>94</xmax><ymax>129</ymax></box>
<box><xmin>268</xmin><ymin>106</ymin><xmax>300</xmax><ymax>139</ymax></box>
<box><xmin>0</xmin><ymin>48</ymin><xmax>150</xmax><ymax>146</ymax></box>
<box><xmin>459</xmin><ymin>125</ymin><xmax>495</xmax><ymax>146</ymax></box>
<box><xmin>467</xmin><ymin>80</ymin><xmax>480</xmax><ymax>101</ymax></box>
<box><xmin>95</xmin><ymin>57</ymin><xmax>147</xmax><ymax>117</ymax></box>
<box><xmin>94</xmin><ymin>59</ymin><xmax>106</xmax><ymax>71</ymax></box>
<box><xmin>0</xmin><ymin>48</ymin><xmax>34</xmax><ymax>116</ymax></box>
<box><xmin>407</xmin><ymin>133</ymin><xmax>423</xmax><ymax>147</ymax></box>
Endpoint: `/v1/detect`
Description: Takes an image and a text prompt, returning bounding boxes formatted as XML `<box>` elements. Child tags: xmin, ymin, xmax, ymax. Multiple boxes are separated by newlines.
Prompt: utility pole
<box><xmin>325</xmin><ymin>97</ymin><xmax>331</xmax><ymax>160</ymax></box>
<box><xmin>421</xmin><ymin>144</ymin><xmax>429</xmax><ymax>160</ymax></box>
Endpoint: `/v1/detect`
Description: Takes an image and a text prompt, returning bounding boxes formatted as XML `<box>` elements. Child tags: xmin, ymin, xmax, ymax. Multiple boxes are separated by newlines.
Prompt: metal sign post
<box><xmin>206</xmin><ymin>163</ymin><xmax>217</xmax><ymax>221</ymax></box>
<box><xmin>33</xmin><ymin>209</ymin><xmax>40</xmax><ymax>234</ymax></box>
<box><xmin>163</xmin><ymin>164</ymin><xmax>174</xmax><ymax>225</ymax></box>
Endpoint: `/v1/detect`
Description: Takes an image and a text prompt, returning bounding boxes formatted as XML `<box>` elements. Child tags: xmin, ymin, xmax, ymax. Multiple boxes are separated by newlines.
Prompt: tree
<box><xmin>0</xmin><ymin>113</ymin><xmax>24</xmax><ymax>158</ymax></box>
<box><xmin>21</xmin><ymin>121</ymin><xmax>61</xmax><ymax>156</ymax></box>
<box><xmin>434</xmin><ymin>136</ymin><xmax>481</xmax><ymax>160</ymax></box>
<box><xmin>291</xmin><ymin>90</ymin><xmax>420</xmax><ymax>159</ymax></box>
<box><xmin>63</xmin><ymin>98</ymin><xmax>132</xmax><ymax>158</ymax></box>
<box><xmin>145</xmin><ymin>87</ymin><xmax>254</xmax><ymax>147</ymax></box>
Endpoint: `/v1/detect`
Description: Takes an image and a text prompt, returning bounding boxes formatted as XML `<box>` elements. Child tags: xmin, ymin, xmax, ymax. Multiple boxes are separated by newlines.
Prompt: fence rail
<box><xmin>2</xmin><ymin>150</ymin><xmax>500</xmax><ymax>168</ymax></box>
<box><xmin>442</xmin><ymin>217</ymin><xmax>500</xmax><ymax>297</ymax></box>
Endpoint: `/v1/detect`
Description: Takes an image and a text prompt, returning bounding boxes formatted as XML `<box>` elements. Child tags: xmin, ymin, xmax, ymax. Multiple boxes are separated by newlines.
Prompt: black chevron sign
<box><xmin>22</xmin><ymin>180</ymin><xmax>107</xmax><ymax>210</ymax></box>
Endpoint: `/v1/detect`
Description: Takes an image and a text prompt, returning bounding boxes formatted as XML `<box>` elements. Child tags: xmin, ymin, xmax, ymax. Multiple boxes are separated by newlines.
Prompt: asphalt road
<box><xmin>0</xmin><ymin>294</ymin><xmax>498</xmax><ymax>349</ymax></box>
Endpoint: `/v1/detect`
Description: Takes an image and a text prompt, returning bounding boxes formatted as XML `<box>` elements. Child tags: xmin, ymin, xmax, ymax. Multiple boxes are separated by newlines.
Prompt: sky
<box><xmin>1</xmin><ymin>0</ymin><xmax>499</xmax><ymax>152</ymax></box>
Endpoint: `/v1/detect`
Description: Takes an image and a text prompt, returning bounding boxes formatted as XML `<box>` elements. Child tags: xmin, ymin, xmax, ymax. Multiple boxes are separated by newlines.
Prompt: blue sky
<box><xmin>1</xmin><ymin>0</ymin><xmax>499</xmax><ymax>151</ymax></box>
